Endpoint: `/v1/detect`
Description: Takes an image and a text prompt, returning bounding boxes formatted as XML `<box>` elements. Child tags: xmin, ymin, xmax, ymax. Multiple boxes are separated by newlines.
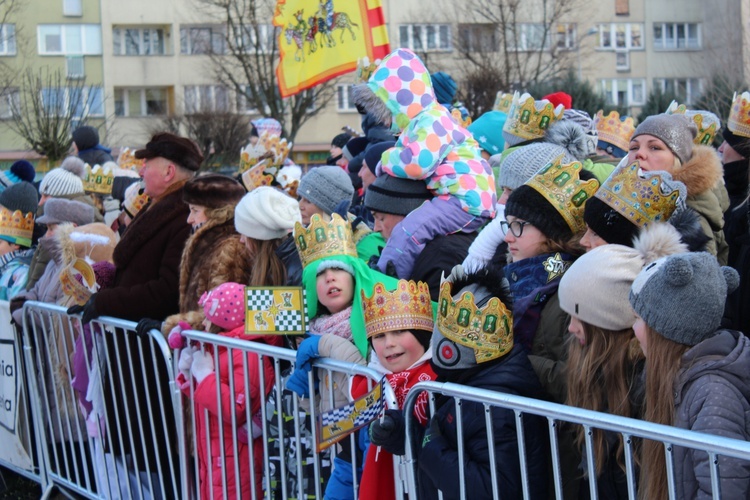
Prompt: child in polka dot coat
<box><xmin>175</xmin><ymin>282</ymin><xmax>283</xmax><ymax>499</ymax></box>
<box><xmin>353</xmin><ymin>48</ymin><xmax>497</xmax><ymax>279</ymax></box>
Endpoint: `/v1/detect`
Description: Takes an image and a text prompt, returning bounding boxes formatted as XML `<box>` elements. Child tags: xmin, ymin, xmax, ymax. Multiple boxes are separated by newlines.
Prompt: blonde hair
<box><xmin>247</xmin><ymin>238</ymin><xmax>286</xmax><ymax>287</ymax></box>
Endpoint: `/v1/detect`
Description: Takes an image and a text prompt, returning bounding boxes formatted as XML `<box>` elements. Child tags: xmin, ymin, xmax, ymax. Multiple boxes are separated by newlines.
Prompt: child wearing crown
<box><xmin>352</xmin><ymin>48</ymin><xmax>496</xmax><ymax>280</ymax></box>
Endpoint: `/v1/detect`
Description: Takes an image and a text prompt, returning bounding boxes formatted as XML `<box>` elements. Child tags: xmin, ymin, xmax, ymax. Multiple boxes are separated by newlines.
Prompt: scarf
<box><xmin>0</xmin><ymin>248</ymin><xmax>34</xmax><ymax>270</ymax></box>
<box><xmin>309</xmin><ymin>306</ymin><xmax>353</xmax><ymax>341</ymax></box>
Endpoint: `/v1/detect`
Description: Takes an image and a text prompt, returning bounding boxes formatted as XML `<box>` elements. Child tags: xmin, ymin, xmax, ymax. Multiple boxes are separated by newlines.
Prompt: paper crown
<box><xmin>503</xmin><ymin>92</ymin><xmax>565</xmax><ymax>142</ymax></box>
<box><xmin>527</xmin><ymin>156</ymin><xmax>600</xmax><ymax>234</ymax></box>
<box><xmin>594</xmin><ymin>110</ymin><xmax>636</xmax><ymax>151</ymax></box>
<box><xmin>123</xmin><ymin>183</ymin><xmax>149</xmax><ymax>218</ymax></box>
<box><xmin>362</xmin><ymin>280</ymin><xmax>433</xmax><ymax>339</ymax></box>
<box><xmin>727</xmin><ymin>92</ymin><xmax>750</xmax><ymax>139</ymax></box>
<box><xmin>595</xmin><ymin>161</ymin><xmax>681</xmax><ymax>228</ymax></box>
<box><xmin>437</xmin><ymin>280</ymin><xmax>513</xmax><ymax>363</ymax></box>
<box><xmin>59</xmin><ymin>258</ymin><xmax>97</xmax><ymax>306</ymax></box>
<box><xmin>451</xmin><ymin>108</ymin><xmax>472</xmax><ymax>128</ymax></box>
<box><xmin>357</xmin><ymin>57</ymin><xmax>381</xmax><ymax>83</ymax></box>
<box><xmin>0</xmin><ymin>207</ymin><xmax>34</xmax><ymax>247</ymax></box>
<box><xmin>83</xmin><ymin>163</ymin><xmax>115</xmax><ymax>195</ymax></box>
<box><xmin>240</xmin><ymin>162</ymin><xmax>275</xmax><ymax>192</ymax></box>
<box><xmin>239</xmin><ymin>131</ymin><xmax>292</xmax><ymax>174</ymax></box>
<box><xmin>665</xmin><ymin>101</ymin><xmax>721</xmax><ymax>145</ymax></box>
<box><xmin>293</xmin><ymin>213</ymin><xmax>358</xmax><ymax>268</ymax></box>
<box><xmin>493</xmin><ymin>92</ymin><xmax>513</xmax><ymax>113</ymax></box>
<box><xmin>117</xmin><ymin>148</ymin><xmax>142</xmax><ymax>171</ymax></box>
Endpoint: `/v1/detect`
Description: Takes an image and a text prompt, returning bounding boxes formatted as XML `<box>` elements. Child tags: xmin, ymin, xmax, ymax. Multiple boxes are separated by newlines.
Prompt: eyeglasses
<box><xmin>500</xmin><ymin>220</ymin><xmax>532</xmax><ymax>238</ymax></box>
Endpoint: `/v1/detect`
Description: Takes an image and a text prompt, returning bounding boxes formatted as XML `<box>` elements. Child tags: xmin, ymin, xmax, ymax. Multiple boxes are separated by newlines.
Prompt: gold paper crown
<box><xmin>117</xmin><ymin>148</ymin><xmax>142</xmax><ymax>171</ymax></box>
<box><xmin>238</xmin><ymin>131</ymin><xmax>292</xmax><ymax>173</ymax></box>
<box><xmin>594</xmin><ymin>110</ymin><xmax>636</xmax><ymax>152</ymax></box>
<box><xmin>240</xmin><ymin>162</ymin><xmax>275</xmax><ymax>192</ymax></box>
<box><xmin>527</xmin><ymin>156</ymin><xmax>600</xmax><ymax>234</ymax></box>
<box><xmin>665</xmin><ymin>101</ymin><xmax>720</xmax><ymax>145</ymax></box>
<box><xmin>437</xmin><ymin>280</ymin><xmax>513</xmax><ymax>363</ymax></box>
<box><xmin>503</xmin><ymin>92</ymin><xmax>565</xmax><ymax>142</ymax></box>
<box><xmin>595</xmin><ymin>161</ymin><xmax>681</xmax><ymax>228</ymax></box>
<box><xmin>60</xmin><ymin>258</ymin><xmax>97</xmax><ymax>306</ymax></box>
<box><xmin>362</xmin><ymin>280</ymin><xmax>434</xmax><ymax>339</ymax></box>
<box><xmin>123</xmin><ymin>183</ymin><xmax>149</xmax><ymax>218</ymax></box>
<box><xmin>293</xmin><ymin>213</ymin><xmax>358</xmax><ymax>268</ymax></box>
<box><xmin>0</xmin><ymin>207</ymin><xmax>34</xmax><ymax>244</ymax></box>
<box><xmin>451</xmin><ymin>108</ymin><xmax>472</xmax><ymax>128</ymax></box>
<box><xmin>728</xmin><ymin>92</ymin><xmax>750</xmax><ymax>139</ymax></box>
<box><xmin>83</xmin><ymin>164</ymin><xmax>115</xmax><ymax>195</ymax></box>
<box><xmin>356</xmin><ymin>57</ymin><xmax>381</xmax><ymax>83</ymax></box>
<box><xmin>493</xmin><ymin>92</ymin><xmax>513</xmax><ymax>114</ymax></box>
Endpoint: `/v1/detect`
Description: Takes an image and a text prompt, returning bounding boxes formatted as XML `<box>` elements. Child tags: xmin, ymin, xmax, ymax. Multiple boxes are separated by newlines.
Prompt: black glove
<box><xmin>66</xmin><ymin>294</ymin><xmax>100</xmax><ymax>324</ymax></box>
<box><xmin>384</xmin><ymin>260</ymin><xmax>398</xmax><ymax>278</ymax></box>
<box><xmin>136</xmin><ymin>318</ymin><xmax>163</xmax><ymax>337</ymax></box>
<box><xmin>369</xmin><ymin>409</ymin><xmax>406</xmax><ymax>455</ymax></box>
<box><xmin>9</xmin><ymin>296</ymin><xmax>27</xmax><ymax>314</ymax></box>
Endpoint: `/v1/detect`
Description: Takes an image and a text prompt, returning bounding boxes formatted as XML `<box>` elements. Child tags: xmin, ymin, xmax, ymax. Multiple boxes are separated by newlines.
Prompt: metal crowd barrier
<box><xmin>403</xmin><ymin>380</ymin><xmax>750</xmax><ymax>500</ymax></box>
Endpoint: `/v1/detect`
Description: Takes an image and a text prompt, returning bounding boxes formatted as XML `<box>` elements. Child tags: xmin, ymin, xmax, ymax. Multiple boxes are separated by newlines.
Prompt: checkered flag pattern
<box><xmin>317</xmin><ymin>378</ymin><xmax>385</xmax><ymax>451</ymax></box>
<box><xmin>246</xmin><ymin>289</ymin><xmax>273</xmax><ymax>310</ymax></box>
<box><xmin>275</xmin><ymin>309</ymin><xmax>303</xmax><ymax>331</ymax></box>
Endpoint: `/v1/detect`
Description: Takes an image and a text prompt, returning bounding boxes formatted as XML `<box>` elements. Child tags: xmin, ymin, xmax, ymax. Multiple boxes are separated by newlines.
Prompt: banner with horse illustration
<box><xmin>273</xmin><ymin>0</ymin><xmax>390</xmax><ymax>97</ymax></box>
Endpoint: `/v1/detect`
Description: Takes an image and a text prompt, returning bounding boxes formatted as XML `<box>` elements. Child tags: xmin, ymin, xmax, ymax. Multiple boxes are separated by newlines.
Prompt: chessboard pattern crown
<box><xmin>293</xmin><ymin>213</ymin><xmax>358</xmax><ymax>268</ymax></box>
<box><xmin>362</xmin><ymin>280</ymin><xmax>434</xmax><ymax>339</ymax></box>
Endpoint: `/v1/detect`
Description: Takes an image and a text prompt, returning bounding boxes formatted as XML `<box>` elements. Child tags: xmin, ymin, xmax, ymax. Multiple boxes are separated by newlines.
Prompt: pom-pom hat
<box><xmin>200</xmin><ymin>282</ymin><xmax>246</xmax><ymax>331</ymax></box>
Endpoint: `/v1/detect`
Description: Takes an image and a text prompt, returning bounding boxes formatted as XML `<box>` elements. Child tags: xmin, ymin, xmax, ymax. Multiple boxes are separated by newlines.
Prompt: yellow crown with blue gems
<box><xmin>595</xmin><ymin>161</ymin><xmax>681</xmax><ymax>228</ymax></box>
<box><xmin>503</xmin><ymin>92</ymin><xmax>565</xmax><ymax>142</ymax></box>
<box><xmin>83</xmin><ymin>163</ymin><xmax>115</xmax><ymax>195</ymax></box>
<box><xmin>665</xmin><ymin>101</ymin><xmax>721</xmax><ymax>145</ymax></box>
<box><xmin>727</xmin><ymin>92</ymin><xmax>750</xmax><ymax>139</ymax></box>
<box><xmin>437</xmin><ymin>279</ymin><xmax>513</xmax><ymax>363</ymax></box>
<box><xmin>493</xmin><ymin>91</ymin><xmax>514</xmax><ymax>113</ymax></box>
<box><xmin>594</xmin><ymin>110</ymin><xmax>636</xmax><ymax>151</ymax></box>
<box><xmin>362</xmin><ymin>280</ymin><xmax>434</xmax><ymax>339</ymax></box>
<box><xmin>293</xmin><ymin>213</ymin><xmax>358</xmax><ymax>268</ymax></box>
<box><xmin>527</xmin><ymin>156</ymin><xmax>600</xmax><ymax>234</ymax></box>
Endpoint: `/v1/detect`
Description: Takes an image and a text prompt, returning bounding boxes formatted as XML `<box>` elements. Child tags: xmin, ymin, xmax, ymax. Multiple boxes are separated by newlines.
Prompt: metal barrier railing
<box><xmin>403</xmin><ymin>380</ymin><xmax>750</xmax><ymax>500</ymax></box>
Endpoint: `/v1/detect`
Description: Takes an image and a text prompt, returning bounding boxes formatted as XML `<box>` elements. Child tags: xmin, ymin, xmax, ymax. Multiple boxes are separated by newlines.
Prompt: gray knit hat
<box><xmin>36</xmin><ymin>198</ymin><xmax>95</xmax><ymax>226</ymax></box>
<box><xmin>0</xmin><ymin>181</ymin><xmax>39</xmax><ymax>215</ymax></box>
<box><xmin>629</xmin><ymin>252</ymin><xmax>739</xmax><ymax>346</ymax></box>
<box><xmin>632</xmin><ymin>114</ymin><xmax>697</xmax><ymax>164</ymax></box>
<box><xmin>39</xmin><ymin>156</ymin><xmax>86</xmax><ymax>197</ymax></box>
<box><xmin>298</xmin><ymin>166</ymin><xmax>354</xmax><ymax>215</ymax></box>
<box><xmin>364</xmin><ymin>175</ymin><xmax>432</xmax><ymax>215</ymax></box>
<box><xmin>498</xmin><ymin>143</ymin><xmax>577</xmax><ymax>191</ymax></box>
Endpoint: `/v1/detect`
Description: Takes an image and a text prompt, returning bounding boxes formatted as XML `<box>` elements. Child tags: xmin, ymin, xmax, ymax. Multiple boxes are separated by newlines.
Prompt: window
<box><xmin>114</xmin><ymin>87</ymin><xmax>169</xmax><ymax>117</ymax></box>
<box><xmin>458</xmin><ymin>24</ymin><xmax>498</xmax><ymax>53</ymax></box>
<box><xmin>556</xmin><ymin>23</ymin><xmax>577</xmax><ymax>50</ymax></box>
<box><xmin>653</xmin><ymin>78</ymin><xmax>703</xmax><ymax>104</ymax></box>
<box><xmin>184</xmin><ymin>85</ymin><xmax>232</xmax><ymax>113</ymax></box>
<box><xmin>0</xmin><ymin>87</ymin><xmax>19</xmax><ymax>118</ymax></box>
<box><xmin>598</xmin><ymin>23</ymin><xmax>643</xmax><ymax>50</ymax></box>
<box><xmin>66</xmin><ymin>56</ymin><xmax>85</xmax><ymax>78</ymax></box>
<box><xmin>113</xmin><ymin>27</ymin><xmax>167</xmax><ymax>55</ymax></box>
<box><xmin>600</xmin><ymin>79</ymin><xmax>646</xmax><ymax>106</ymax></box>
<box><xmin>653</xmin><ymin>23</ymin><xmax>700</xmax><ymax>50</ymax></box>
<box><xmin>234</xmin><ymin>24</ymin><xmax>277</xmax><ymax>53</ymax></box>
<box><xmin>41</xmin><ymin>86</ymin><xmax>103</xmax><ymax>117</ymax></box>
<box><xmin>506</xmin><ymin>23</ymin><xmax>550</xmax><ymax>51</ymax></box>
<box><xmin>336</xmin><ymin>84</ymin><xmax>357</xmax><ymax>112</ymax></box>
<box><xmin>398</xmin><ymin>24</ymin><xmax>451</xmax><ymax>52</ymax></box>
<box><xmin>615</xmin><ymin>51</ymin><xmax>630</xmax><ymax>71</ymax></box>
<box><xmin>63</xmin><ymin>0</ymin><xmax>82</xmax><ymax>16</ymax></box>
<box><xmin>180</xmin><ymin>25</ymin><xmax>225</xmax><ymax>55</ymax></box>
<box><xmin>0</xmin><ymin>24</ymin><xmax>16</xmax><ymax>55</ymax></box>
<box><xmin>38</xmin><ymin>25</ymin><xmax>101</xmax><ymax>55</ymax></box>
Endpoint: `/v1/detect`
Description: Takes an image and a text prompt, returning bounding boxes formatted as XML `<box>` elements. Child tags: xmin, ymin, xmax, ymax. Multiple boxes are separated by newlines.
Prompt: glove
<box><xmin>285</xmin><ymin>368</ymin><xmax>311</xmax><ymax>398</ymax></box>
<box><xmin>177</xmin><ymin>346</ymin><xmax>197</xmax><ymax>381</ymax></box>
<box><xmin>9</xmin><ymin>296</ymin><xmax>27</xmax><ymax>314</ymax></box>
<box><xmin>369</xmin><ymin>409</ymin><xmax>406</xmax><ymax>455</ymax></box>
<box><xmin>462</xmin><ymin>217</ymin><xmax>505</xmax><ymax>273</ymax></box>
<box><xmin>295</xmin><ymin>335</ymin><xmax>321</xmax><ymax>372</ymax></box>
<box><xmin>168</xmin><ymin>321</ymin><xmax>192</xmax><ymax>349</ymax></box>
<box><xmin>136</xmin><ymin>318</ymin><xmax>163</xmax><ymax>337</ymax></box>
<box><xmin>384</xmin><ymin>260</ymin><xmax>398</xmax><ymax>278</ymax></box>
<box><xmin>190</xmin><ymin>350</ymin><xmax>215</xmax><ymax>383</ymax></box>
<box><xmin>67</xmin><ymin>294</ymin><xmax>100</xmax><ymax>324</ymax></box>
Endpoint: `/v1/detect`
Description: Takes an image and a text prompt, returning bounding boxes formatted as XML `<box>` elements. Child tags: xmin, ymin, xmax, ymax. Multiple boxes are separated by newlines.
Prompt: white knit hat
<box><xmin>39</xmin><ymin>156</ymin><xmax>86</xmax><ymax>197</ymax></box>
<box><xmin>234</xmin><ymin>186</ymin><xmax>301</xmax><ymax>240</ymax></box>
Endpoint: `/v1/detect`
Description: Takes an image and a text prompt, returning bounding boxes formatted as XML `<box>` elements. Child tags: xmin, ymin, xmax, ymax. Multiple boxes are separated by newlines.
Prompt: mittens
<box><xmin>369</xmin><ymin>409</ymin><xmax>406</xmax><ymax>455</ymax></box>
<box><xmin>190</xmin><ymin>350</ymin><xmax>215</xmax><ymax>383</ymax></box>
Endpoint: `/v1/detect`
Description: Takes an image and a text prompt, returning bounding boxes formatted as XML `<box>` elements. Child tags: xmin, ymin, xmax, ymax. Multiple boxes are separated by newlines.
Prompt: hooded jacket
<box><xmin>358</xmin><ymin>49</ymin><xmax>496</xmax><ymax>218</ymax></box>
<box><xmin>672</xmin><ymin>330</ymin><xmax>750</xmax><ymax>499</ymax></box>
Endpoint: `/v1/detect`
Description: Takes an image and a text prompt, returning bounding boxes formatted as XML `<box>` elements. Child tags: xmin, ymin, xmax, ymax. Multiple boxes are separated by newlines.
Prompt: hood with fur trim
<box><xmin>57</xmin><ymin>222</ymin><xmax>117</xmax><ymax>267</ymax></box>
<box><xmin>672</xmin><ymin>144</ymin><xmax>723</xmax><ymax>197</ymax></box>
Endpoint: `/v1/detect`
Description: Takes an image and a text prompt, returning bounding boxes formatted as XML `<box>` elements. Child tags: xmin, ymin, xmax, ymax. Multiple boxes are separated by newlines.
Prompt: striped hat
<box><xmin>39</xmin><ymin>156</ymin><xmax>86</xmax><ymax>197</ymax></box>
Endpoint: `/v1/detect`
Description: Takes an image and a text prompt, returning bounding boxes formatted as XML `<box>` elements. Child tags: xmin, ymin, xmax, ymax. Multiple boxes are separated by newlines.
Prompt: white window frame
<box><xmin>41</xmin><ymin>86</ymin><xmax>104</xmax><ymax>117</ymax></box>
<box><xmin>398</xmin><ymin>24</ymin><xmax>452</xmax><ymax>52</ymax></box>
<box><xmin>597</xmin><ymin>23</ymin><xmax>644</xmax><ymax>50</ymax></box>
<box><xmin>0</xmin><ymin>24</ymin><xmax>16</xmax><ymax>55</ymax></box>
<box><xmin>336</xmin><ymin>84</ymin><xmax>357</xmax><ymax>113</ymax></box>
<box><xmin>506</xmin><ymin>23</ymin><xmax>551</xmax><ymax>52</ymax></box>
<box><xmin>234</xmin><ymin>24</ymin><xmax>276</xmax><ymax>54</ymax></box>
<box><xmin>600</xmin><ymin>79</ymin><xmax>646</xmax><ymax>107</ymax></box>
<box><xmin>653</xmin><ymin>23</ymin><xmax>701</xmax><ymax>50</ymax></box>
<box><xmin>38</xmin><ymin>24</ymin><xmax>102</xmax><ymax>55</ymax></box>
<box><xmin>114</xmin><ymin>87</ymin><xmax>170</xmax><ymax>117</ymax></box>
<box><xmin>556</xmin><ymin>23</ymin><xmax>577</xmax><ymax>50</ymax></box>
<box><xmin>113</xmin><ymin>27</ymin><xmax>168</xmax><ymax>56</ymax></box>
<box><xmin>653</xmin><ymin>78</ymin><xmax>704</xmax><ymax>105</ymax></box>
<box><xmin>0</xmin><ymin>87</ymin><xmax>19</xmax><ymax>119</ymax></box>
<box><xmin>615</xmin><ymin>50</ymin><xmax>630</xmax><ymax>71</ymax></box>
<box><xmin>184</xmin><ymin>84</ymin><xmax>232</xmax><ymax>113</ymax></box>
<box><xmin>63</xmin><ymin>0</ymin><xmax>82</xmax><ymax>16</ymax></box>
<box><xmin>458</xmin><ymin>23</ymin><xmax>499</xmax><ymax>53</ymax></box>
<box><xmin>180</xmin><ymin>25</ymin><xmax>225</xmax><ymax>55</ymax></box>
<box><xmin>65</xmin><ymin>56</ymin><xmax>85</xmax><ymax>79</ymax></box>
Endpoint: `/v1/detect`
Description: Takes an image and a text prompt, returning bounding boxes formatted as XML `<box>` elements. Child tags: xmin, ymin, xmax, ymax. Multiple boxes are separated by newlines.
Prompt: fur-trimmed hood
<box><xmin>672</xmin><ymin>144</ymin><xmax>723</xmax><ymax>197</ymax></box>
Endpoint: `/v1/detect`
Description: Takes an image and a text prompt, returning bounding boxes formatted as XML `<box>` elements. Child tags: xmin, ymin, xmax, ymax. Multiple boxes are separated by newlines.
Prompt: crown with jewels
<box><xmin>527</xmin><ymin>156</ymin><xmax>600</xmax><ymax>234</ymax></box>
<box><xmin>493</xmin><ymin>92</ymin><xmax>513</xmax><ymax>113</ymax></box>
<box><xmin>437</xmin><ymin>279</ymin><xmax>513</xmax><ymax>363</ymax></box>
<box><xmin>594</xmin><ymin>110</ymin><xmax>636</xmax><ymax>152</ymax></box>
<box><xmin>595</xmin><ymin>161</ymin><xmax>681</xmax><ymax>228</ymax></box>
<box><xmin>451</xmin><ymin>108</ymin><xmax>472</xmax><ymax>128</ymax></box>
<box><xmin>727</xmin><ymin>92</ymin><xmax>750</xmax><ymax>138</ymax></box>
<box><xmin>665</xmin><ymin>101</ymin><xmax>721</xmax><ymax>145</ymax></box>
<box><xmin>293</xmin><ymin>213</ymin><xmax>358</xmax><ymax>268</ymax></box>
<box><xmin>60</xmin><ymin>258</ymin><xmax>97</xmax><ymax>306</ymax></box>
<box><xmin>0</xmin><ymin>207</ymin><xmax>34</xmax><ymax>247</ymax></box>
<box><xmin>117</xmin><ymin>148</ymin><xmax>142</xmax><ymax>171</ymax></box>
<box><xmin>356</xmin><ymin>57</ymin><xmax>382</xmax><ymax>83</ymax></box>
<box><xmin>240</xmin><ymin>162</ymin><xmax>276</xmax><ymax>192</ymax></box>
<box><xmin>362</xmin><ymin>280</ymin><xmax>434</xmax><ymax>339</ymax></box>
<box><xmin>503</xmin><ymin>92</ymin><xmax>565</xmax><ymax>142</ymax></box>
<box><xmin>83</xmin><ymin>163</ymin><xmax>115</xmax><ymax>195</ymax></box>
<box><xmin>239</xmin><ymin>131</ymin><xmax>292</xmax><ymax>174</ymax></box>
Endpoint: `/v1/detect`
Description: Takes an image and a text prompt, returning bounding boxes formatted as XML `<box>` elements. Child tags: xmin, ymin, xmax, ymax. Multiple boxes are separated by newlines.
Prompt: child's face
<box><xmin>316</xmin><ymin>268</ymin><xmax>354</xmax><ymax>314</ymax></box>
<box><xmin>299</xmin><ymin>197</ymin><xmax>328</xmax><ymax>225</ymax></box>
<box><xmin>371</xmin><ymin>330</ymin><xmax>425</xmax><ymax>372</ymax></box>
<box><xmin>568</xmin><ymin>315</ymin><xmax>586</xmax><ymax>346</ymax></box>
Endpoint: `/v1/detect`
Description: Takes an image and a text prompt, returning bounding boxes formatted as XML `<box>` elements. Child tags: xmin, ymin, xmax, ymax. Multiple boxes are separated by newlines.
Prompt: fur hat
<box><xmin>298</xmin><ymin>166</ymin><xmax>354</xmax><ymax>215</ymax></box>
<box><xmin>39</xmin><ymin>157</ymin><xmax>86</xmax><ymax>197</ymax></box>
<box><xmin>630</xmin><ymin>252</ymin><xmax>740</xmax><ymax>346</ymax></box>
<box><xmin>134</xmin><ymin>132</ymin><xmax>204</xmax><ymax>172</ymax></box>
<box><xmin>364</xmin><ymin>141</ymin><xmax>395</xmax><ymax>174</ymax></box>
<box><xmin>468</xmin><ymin>111</ymin><xmax>507</xmax><ymax>155</ymax></box>
<box><xmin>183</xmin><ymin>174</ymin><xmax>245</xmax><ymax>209</ymax></box>
<box><xmin>37</xmin><ymin>198</ymin><xmax>95</xmax><ymax>226</ymax></box>
<box><xmin>199</xmin><ymin>282</ymin><xmax>246</xmax><ymax>331</ymax></box>
<box><xmin>67</xmin><ymin>223</ymin><xmax>117</xmax><ymax>263</ymax></box>
<box><xmin>235</xmin><ymin>186</ymin><xmax>301</xmax><ymax>240</ymax></box>
<box><xmin>0</xmin><ymin>181</ymin><xmax>38</xmax><ymax>215</ymax></box>
<box><xmin>632</xmin><ymin>114</ymin><xmax>697</xmax><ymax>164</ymax></box>
<box><xmin>365</xmin><ymin>175</ymin><xmax>432</xmax><ymax>215</ymax></box>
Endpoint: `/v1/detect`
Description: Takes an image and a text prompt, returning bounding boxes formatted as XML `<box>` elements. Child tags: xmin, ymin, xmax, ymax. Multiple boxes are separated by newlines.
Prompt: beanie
<box><xmin>39</xmin><ymin>156</ymin><xmax>86</xmax><ymax>197</ymax></box>
<box><xmin>0</xmin><ymin>181</ymin><xmax>38</xmax><ymax>215</ymax></box>
<box><xmin>629</xmin><ymin>252</ymin><xmax>740</xmax><ymax>346</ymax></box>
<box><xmin>235</xmin><ymin>186</ymin><xmax>301</xmax><ymax>240</ymax></box>
<box><xmin>431</xmin><ymin>72</ymin><xmax>458</xmax><ymax>106</ymax></box>
<box><xmin>632</xmin><ymin>114</ymin><xmax>697</xmax><ymax>164</ymax></box>
<box><xmin>722</xmin><ymin>128</ymin><xmax>750</xmax><ymax>158</ymax></box>
<box><xmin>597</xmin><ymin>140</ymin><xmax>627</xmax><ymax>159</ymax></box>
<box><xmin>72</xmin><ymin>126</ymin><xmax>100</xmax><ymax>151</ymax></box>
<box><xmin>543</xmin><ymin>91</ymin><xmax>572</xmax><ymax>110</ymax></box>
<box><xmin>583</xmin><ymin>197</ymin><xmax>640</xmax><ymax>246</ymax></box>
<box><xmin>468</xmin><ymin>111</ymin><xmax>507</xmax><ymax>155</ymax></box>
<box><xmin>331</xmin><ymin>133</ymin><xmax>351</xmax><ymax>149</ymax></box>
<box><xmin>364</xmin><ymin>141</ymin><xmax>396</xmax><ymax>174</ymax></box>
<box><xmin>342</xmin><ymin>137</ymin><xmax>369</xmax><ymax>161</ymax></box>
<box><xmin>298</xmin><ymin>166</ymin><xmax>354</xmax><ymax>215</ymax></box>
<box><xmin>364</xmin><ymin>175</ymin><xmax>432</xmax><ymax>215</ymax></box>
<box><xmin>10</xmin><ymin>160</ymin><xmax>36</xmax><ymax>183</ymax></box>
<box><xmin>199</xmin><ymin>282</ymin><xmax>246</xmax><ymax>331</ymax></box>
<box><xmin>498</xmin><ymin>143</ymin><xmax>577</xmax><ymax>190</ymax></box>
<box><xmin>36</xmin><ymin>198</ymin><xmax>95</xmax><ymax>226</ymax></box>
<box><xmin>183</xmin><ymin>174</ymin><xmax>245</xmax><ymax>209</ymax></box>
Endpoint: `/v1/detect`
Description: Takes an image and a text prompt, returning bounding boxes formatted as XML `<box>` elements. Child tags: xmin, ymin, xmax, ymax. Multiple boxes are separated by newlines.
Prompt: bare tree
<box><xmin>195</xmin><ymin>0</ymin><xmax>334</xmax><ymax>142</ymax></box>
<box><xmin>0</xmin><ymin>0</ymin><xmax>25</xmax><ymax>93</ymax></box>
